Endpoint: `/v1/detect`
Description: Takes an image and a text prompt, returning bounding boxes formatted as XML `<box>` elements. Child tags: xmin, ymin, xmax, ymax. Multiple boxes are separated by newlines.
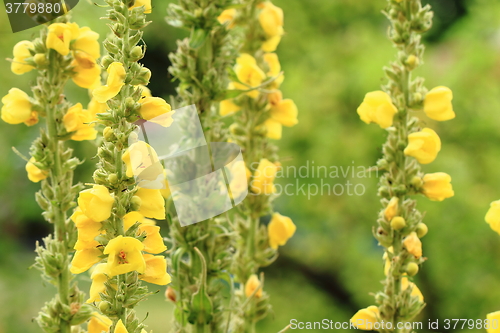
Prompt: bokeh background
<box><xmin>1</xmin><ymin>0</ymin><xmax>500</xmax><ymax>331</ymax></box>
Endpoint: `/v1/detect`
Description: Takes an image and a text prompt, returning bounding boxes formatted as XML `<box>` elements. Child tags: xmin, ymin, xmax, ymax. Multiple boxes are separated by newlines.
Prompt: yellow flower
<box><xmin>135</xmin><ymin>188</ymin><xmax>166</xmax><ymax>220</ymax></box>
<box><xmin>115</xmin><ymin>319</ymin><xmax>129</xmax><ymax>333</ymax></box>
<box><xmin>24</xmin><ymin>111</ymin><xmax>39</xmax><ymax>126</ymax></box>
<box><xmin>233</xmin><ymin>54</ymin><xmax>266</xmax><ymax>98</ymax></box>
<box><xmin>129</xmin><ymin>0</ymin><xmax>152</xmax><ymax>13</ymax></box>
<box><xmin>357</xmin><ymin>91</ymin><xmax>397</xmax><ymax>129</ymax></box>
<box><xmin>140</xmin><ymin>254</ymin><xmax>171</xmax><ymax>285</ymax></box>
<box><xmin>424</xmin><ymin>86</ymin><xmax>455</xmax><ymax>121</ymax></box>
<box><xmin>141</xmin><ymin>223</ymin><xmax>167</xmax><ymax>254</ymax></box>
<box><xmin>63</xmin><ymin>103</ymin><xmax>98</xmax><ymax>141</ymax></box>
<box><xmin>72</xmin><ymin>26</ymin><xmax>100</xmax><ymax>60</ymax></box>
<box><xmin>404</xmin><ymin>128</ymin><xmax>441</xmax><ymax>164</ymax></box>
<box><xmin>350</xmin><ymin>306</ymin><xmax>379</xmax><ymax>331</ymax></box>
<box><xmin>103</xmin><ymin>235</ymin><xmax>146</xmax><ymax>276</ymax></box>
<box><xmin>403</xmin><ymin>232</ymin><xmax>422</xmax><ymax>258</ymax></box>
<box><xmin>71</xmin><ymin>208</ymin><xmax>102</xmax><ymax>250</ymax></box>
<box><xmin>227</xmin><ymin>161</ymin><xmax>251</xmax><ymax>199</ymax></box>
<box><xmin>486</xmin><ymin>200</ymin><xmax>500</xmax><ymax>235</ymax></box>
<box><xmin>269</xmin><ymin>91</ymin><xmax>298</xmax><ymax>127</ymax></box>
<box><xmin>88</xmin><ymin>312</ymin><xmax>112</xmax><ymax>333</ymax></box>
<box><xmin>139</xmin><ymin>97</ymin><xmax>175</xmax><ymax>127</ymax></box>
<box><xmin>422</xmin><ymin>172</ymin><xmax>454</xmax><ymax>201</ymax></box>
<box><xmin>384</xmin><ymin>197</ymin><xmax>399</xmax><ymax>221</ymax></box>
<box><xmin>26</xmin><ymin>157</ymin><xmax>48</xmax><ymax>183</ymax></box>
<box><xmin>263</xmin><ymin>53</ymin><xmax>284</xmax><ymax>88</ymax></box>
<box><xmin>258</xmin><ymin>2</ymin><xmax>284</xmax><ymax>38</ymax></box>
<box><xmin>218</xmin><ymin>8</ymin><xmax>236</xmax><ymax>28</ymax></box>
<box><xmin>219</xmin><ymin>99</ymin><xmax>241</xmax><ymax>116</ymax></box>
<box><xmin>268</xmin><ymin>212</ymin><xmax>296</xmax><ymax>249</ymax></box>
<box><xmin>123</xmin><ymin>212</ymin><xmax>166</xmax><ymax>254</ymax></box>
<box><xmin>138</xmin><ymin>85</ymin><xmax>152</xmax><ymax>98</ymax></box>
<box><xmin>123</xmin><ymin>211</ymin><xmax>144</xmax><ymax>230</ymax></box>
<box><xmin>401</xmin><ymin>277</ymin><xmax>424</xmax><ymax>302</ymax></box>
<box><xmin>244</xmin><ymin>274</ymin><xmax>263</xmax><ymax>298</ymax></box>
<box><xmin>11</xmin><ymin>41</ymin><xmax>35</xmax><ymax>75</ymax></box>
<box><xmin>46</xmin><ymin>23</ymin><xmax>76</xmax><ymax>56</ymax></box>
<box><xmin>160</xmin><ymin>169</ymin><xmax>171</xmax><ymax>199</ymax></box>
<box><xmin>263</xmin><ymin>118</ymin><xmax>282</xmax><ymax>140</ymax></box>
<box><xmin>486</xmin><ymin>311</ymin><xmax>500</xmax><ymax>333</ymax></box>
<box><xmin>70</xmin><ymin>248</ymin><xmax>102</xmax><ymax>274</ymax></box>
<box><xmin>1</xmin><ymin>88</ymin><xmax>33</xmax><ymax>125</ymax></box>
<box><xmin>87</xmin><ymin>263</ymin><xmax>110</xmax><ymax>303</ymax></box>
<box><xmin>88</xmin><ymin>97</ymin><xmax>107</xmax><ymax>119</ymax></box>
<box><xmin>251</xmin><ymin>158</ymin><xmax>278</xmax><ymax>195</ymax></box>
<box><xmin>71</xmin><ymin>51</ymin><xmax>101</xmax><ymax>89</ymax></box>
<box><xmin>262</xmin><ymin>34</ymin><xmax>282</xmax><ymax>52</ymax></box>
<box><xmin>92</xmin><ymin>62</ymin><xmax>126</xmax><ymax>103</ymax></box>
<box><xmin>122</xmin><ymin>141</ymin><xmax>163</xmax><ymax>185</ymax></box>
<box><xmin>77</xmin><ymin>185</ymin><xmax>114</xmax><ymax>222</ymax></box>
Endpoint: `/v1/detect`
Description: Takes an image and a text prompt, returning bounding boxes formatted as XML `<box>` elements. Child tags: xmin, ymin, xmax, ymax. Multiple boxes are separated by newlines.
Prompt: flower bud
<box><xmin>108</xmin><ymin>173</ymin><xmax>119</xmax><ymax>184</ymax></box>
<box><xmin>98</xmin><ymin>301</ymin><xmax>111</xmax><ymax>313</ymax></box>
<box><xmin>405</xmin><ymin>55</ymin><xmax>420</xmax><ymax>70</ymax></box>
<box><xmin>410</xmin><ymin>176</ymin><xmax>423</xmax><ymax>188</ymax></box>
<box><xmin>103</xmin><ymin>127</ymin><xmax>115</xmax><ymax>142</ymax></box>
<box><xmin>101</xmin><ymin>55</ymin><xmax>114</xmax><ymax>69</ymax></box>
<box><xmin>229</xmin><ymin>123</ymin><xmax>245</xmax><ymax>136</ymax></box>
<box><xmin>130</xmin><ymin>46</ymin><xmax>143</xmax><ymax>61</ymax></box>
<box><xmin>384</xmin><ymin>197</ymin><xmax>399</xmax><ymax>221</ymax></box>
<box><xmin>406</xmin><ymin>262</ymin><xmax>419</xmax><ymax>276</ymax></box>
<box><xmin>415</xmin><ymin>223</ymin><xmax>428</xmax><ymax>238</ymax></box>
<box><xmin>69</xmin><ymin>303</ymin><xmax>93</xmax><ymax>325</ymax></box>
<box><xmin>131</xmin><ymin>195</ymin><xmax>142</xmax><ymax>211</ymax></box>
<box><xmin>93</xmin><ymin>169</ymin><xmax>108</xmax><ymax>184</ymax></box>
<box><xmin>165</xmin><ymin>286</ymin><xmax>177</xmax><ymax>302</ymax></box>
<box><xmin>130</xmin><ymin>66</ymin><xmax>151</xmax><ymax>85</ymax></box>
<box><xmin>34</xmin><ymin>53</ymin><xmax>47</xmax><ymax>67</ymax></box>
<box><xmin>390</xmin><ymin>216</ymin><xmax>406</xmax><ymax>230</ymax></box>
<box><xmin>403</xmin><ymin>232</ymin><xmax>422</xmax><ymax>259</ymax></box>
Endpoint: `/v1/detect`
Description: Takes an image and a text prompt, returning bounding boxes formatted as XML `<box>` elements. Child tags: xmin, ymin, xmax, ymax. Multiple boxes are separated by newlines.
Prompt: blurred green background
<box><xmin>1</xmin><ymin>0</ymin><xmax>500</xmax><ymax>332</ymax></box>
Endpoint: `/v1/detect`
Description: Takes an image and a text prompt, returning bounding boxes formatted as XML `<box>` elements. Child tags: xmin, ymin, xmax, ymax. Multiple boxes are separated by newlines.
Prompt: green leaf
<box><xmin>189</xmin><ymin>29</ymin><xmax>208</xmax><ymax>49</ymax></box>
<box><xmin>214</xmin><ymin>89</ymin><xmax>245</xmax><ymax>101</ymax></box>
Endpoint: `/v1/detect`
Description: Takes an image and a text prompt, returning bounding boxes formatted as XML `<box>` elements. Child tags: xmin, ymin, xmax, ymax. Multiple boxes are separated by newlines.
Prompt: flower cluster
<box><xmin>1</xmin><ymin>15</ymin><xmax>106</xmax><ymax>333</ymax></box>
<box><xmin>217</xmin><ymin>1</ymin><xmax>297</xmax><ymax>331</ymax></box>
<box><xmin>62</xmin><ymin>0</ymin><xmax>174</xmax><ymax>332</ymax></box>
<box><xmin>352</xmin><ymin>0</ymin><xmax>455</xmax><ymax>330</ymax></box>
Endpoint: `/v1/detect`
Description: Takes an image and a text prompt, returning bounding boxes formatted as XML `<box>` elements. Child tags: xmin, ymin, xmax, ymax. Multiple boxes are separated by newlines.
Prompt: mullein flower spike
<box><xmin>1</xmin><ymin>15</ymin><xmax>104</xmax><ymax>333</ymax></box>
<box><xmin>352</xmin><ymin>0</ymin><xmax>455</xmax><ymax>330</ymax></box>
<box><xmin>219</xmin><ymin>1</ymin><xmax>297</xmax><ymax>331</ymax></box>
<box><xmin>68</xmin><ymin>1</ymin><xmax>172</xmax><ymax>332</ymax></box>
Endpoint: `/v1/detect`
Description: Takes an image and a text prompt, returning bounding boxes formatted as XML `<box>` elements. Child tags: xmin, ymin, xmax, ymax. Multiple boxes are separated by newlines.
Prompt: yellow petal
<box><xmin>268</xmin><ymin>212</ymin><xmax>296</xmax><ymax>249</ymax></box>
<box><xmin>244</xmin><ymin>274</ymin><xmax>263</xmax><ymax>298</ymax></box>
<box><xmin>70</xmin><ymin>248</ymin><xmax>102</xmax><ymax>274</ymax></box>
<box><xmin>424</xmin><ymin>86</ymin><xmax>455</xmax><ymax>121</ymax></box>
<box><xmin>115</xmin><ymin>319</ymin><xmax>129</xmax><ymax>333</ymax></box>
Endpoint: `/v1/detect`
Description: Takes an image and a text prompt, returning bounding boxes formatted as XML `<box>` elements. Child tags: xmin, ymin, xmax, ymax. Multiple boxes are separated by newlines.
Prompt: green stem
<box><xmin>195</xmin><ymin>322</ymin><xmax>206</xmax><ymax>333</ymax></box>
<box><xmin>45</xmin><ymin>49</ymin><xmax>71</xmax><ymax>333</ymax></box>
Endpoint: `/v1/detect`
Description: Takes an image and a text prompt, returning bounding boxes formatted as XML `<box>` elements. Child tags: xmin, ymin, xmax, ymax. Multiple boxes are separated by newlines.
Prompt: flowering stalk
<box><xmin>351</xmin><ymin>0</ymin><xmax>455</xmax><ymax>331</ymax></box>
<box><xmin>217</xmin><ymin>1</ymin><xmax>298</xmax><ymax>331</ymax></box>
<box><xmin>1</xmin><ymin>15</ymin><xmax>103</xmax><ymax>333</ymax></box>
<box><xmin>67</xmin><ymin>1</ymin><xmax>171</xmax><ymax>333</ymax></box>
<box><xmin>166</xmin><ymin>1</ymin><xmax>239</xmax><ymax>332</ymax></box>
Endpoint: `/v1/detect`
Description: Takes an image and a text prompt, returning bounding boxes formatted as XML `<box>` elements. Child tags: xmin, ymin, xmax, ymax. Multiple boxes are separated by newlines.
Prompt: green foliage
<box><xmin>2</xmin><ymin>0</ymin><xmax>500</xmax><ymax>332</ymax></box>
